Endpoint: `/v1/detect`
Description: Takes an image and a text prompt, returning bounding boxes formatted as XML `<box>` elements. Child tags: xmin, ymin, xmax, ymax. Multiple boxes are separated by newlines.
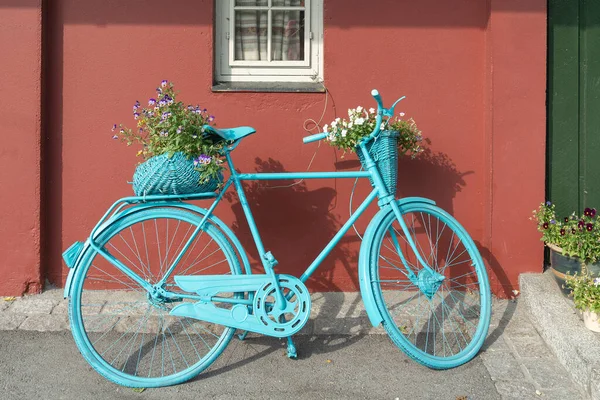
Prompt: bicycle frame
<box><xmin>76</xmin><ymin>138</ymin><xmax>436</xmax><ymax>301</ymax></box>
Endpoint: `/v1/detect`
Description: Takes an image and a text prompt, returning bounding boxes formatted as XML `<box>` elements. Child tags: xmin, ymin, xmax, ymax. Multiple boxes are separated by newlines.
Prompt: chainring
<box><xmin>253</xmin><ymin>275</ymin><xmax>311</xmax><ymax>336</ymax></box>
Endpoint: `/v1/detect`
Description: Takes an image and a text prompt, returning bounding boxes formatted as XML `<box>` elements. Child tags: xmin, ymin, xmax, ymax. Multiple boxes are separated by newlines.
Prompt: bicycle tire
<box><xmin>367</xmin><ymin>203</ymin><xmax>491</xmax><ymax>369</ymax></box>
<box><xmin>69</xmin><ymin>207</ymin><xmax>241</xmax><ymax>387</ymax></box>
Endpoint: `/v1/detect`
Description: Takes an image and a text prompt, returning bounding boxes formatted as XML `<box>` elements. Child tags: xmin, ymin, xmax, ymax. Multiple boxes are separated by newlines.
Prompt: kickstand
<box><xmin>237</xmin><ymin>330</ymin><xmax>249</xmax><ymax>341</ymax></box>
<box><xmin>286</xmin><ymin>336</ymin><xmax>297</xmax><ymax>359</ymax></box>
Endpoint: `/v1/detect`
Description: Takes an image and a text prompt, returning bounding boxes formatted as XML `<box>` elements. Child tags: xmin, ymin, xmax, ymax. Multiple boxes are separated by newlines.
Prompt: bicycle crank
<box><xmin>170</xmin><ymin>274</ymin><xmax>311</xmax><ymax>338</ymax></box>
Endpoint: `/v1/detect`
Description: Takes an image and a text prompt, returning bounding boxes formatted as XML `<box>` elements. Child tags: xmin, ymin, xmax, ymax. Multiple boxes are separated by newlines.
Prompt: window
<box><xmin>215</xmin><ymin>0</ymin><xmax>323</xmax><ymax>85</ymax></box>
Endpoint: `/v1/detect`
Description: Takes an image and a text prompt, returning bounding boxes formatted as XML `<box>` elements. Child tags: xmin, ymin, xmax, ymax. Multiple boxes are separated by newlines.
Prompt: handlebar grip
<box><xmin>371</xmin><ymin>89</ymin><xmax>383</xmax><ymax>109</ymax></box>
<box><xmin>303</xmin><ymin>132</ymin><xmax>328</xmax><ymax>144</ymax></box>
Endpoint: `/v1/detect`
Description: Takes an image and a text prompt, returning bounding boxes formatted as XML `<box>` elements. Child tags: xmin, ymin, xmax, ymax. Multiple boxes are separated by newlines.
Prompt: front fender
<box><xmin>63</xmin><ymin>202</ymin><xmax>252</xmax><ymax>298</ymax></box>
<box><xmin>358</xmin><ymin>197</ymin><xmax>436</xmax><ymax>327</ymax></box>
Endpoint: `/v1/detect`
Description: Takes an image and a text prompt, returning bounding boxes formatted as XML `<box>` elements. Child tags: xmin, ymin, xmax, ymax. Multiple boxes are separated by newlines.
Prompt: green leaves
<box><xmin>114</xmin><ymin>82</ymin><xmax>225</xmax><ymax>184</ymax></box>
<box><xmin>532</xmin><ymin>203</ymin><xmax>600</xmax><ymax>262</ymax></box>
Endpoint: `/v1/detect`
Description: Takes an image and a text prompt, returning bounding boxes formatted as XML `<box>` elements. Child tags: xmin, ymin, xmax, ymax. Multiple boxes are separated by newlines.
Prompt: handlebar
<box><xmin>303</xmin><ymin>132</ymin><xmax>328</xmax><ymax>144</ymax></box>
<box><xmin>302</xmin><ymin>89</ymin><xmax>406</xmax><ymax>145</ymax></box>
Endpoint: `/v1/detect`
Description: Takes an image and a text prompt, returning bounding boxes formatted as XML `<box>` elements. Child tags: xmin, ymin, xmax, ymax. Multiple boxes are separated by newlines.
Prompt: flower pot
<box><xmin>132</xmin><ymin>152</ymin><xmax>221</xmax><ymax>196</ymax></box>
<box><xmin>548</xmin><ymin>243</ymin><xmax>600</xmax><ymax>296</ymax></box>
<box><xmin>583</xmin><ymin>310</ymin><xmax>600</xmax><ymax>333</ymax></box>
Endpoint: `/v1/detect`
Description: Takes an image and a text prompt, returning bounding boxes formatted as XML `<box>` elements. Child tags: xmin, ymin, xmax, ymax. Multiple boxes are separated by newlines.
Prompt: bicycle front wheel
<box><xmin>368</xmin><ymin>203</ymin><xmax>491</xmax><ymax>369</ymax></box>
<box><xmin>69</xmin><ymin>207</ymin><xmax>241</xmax><ymax>387</ymax></box>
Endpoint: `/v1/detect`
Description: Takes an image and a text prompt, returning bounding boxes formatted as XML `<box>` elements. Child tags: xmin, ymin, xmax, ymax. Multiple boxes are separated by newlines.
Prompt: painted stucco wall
<box><xmin>0</xmin><ymin>0</ymin><xmax>546</xmax><ymax>297</ymax></box>
<box><xmin>0</xmin><ymin>1</ymin><xmax>43</xmax><ymax>295</ymax></box>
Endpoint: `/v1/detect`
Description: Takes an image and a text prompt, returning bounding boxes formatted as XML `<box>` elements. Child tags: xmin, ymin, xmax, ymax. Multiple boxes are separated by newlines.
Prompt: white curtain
<box><xmin>235</xmin><ymin>0</ymin><xmax>303</xmax><ymax>61</ymax></box>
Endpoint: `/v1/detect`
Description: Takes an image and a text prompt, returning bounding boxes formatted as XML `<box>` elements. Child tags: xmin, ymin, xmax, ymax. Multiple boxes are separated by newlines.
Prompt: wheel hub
<box><xmin>417</xmin><ymin>269</ymin><xmax>445</xmax><ymax>300</ymax></box>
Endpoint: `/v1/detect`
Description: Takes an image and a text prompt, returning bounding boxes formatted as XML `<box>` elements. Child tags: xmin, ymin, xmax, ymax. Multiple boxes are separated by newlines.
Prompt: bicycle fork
<box><xmin>357</xmin><ymin>142</ymin><xmax>444</xmax><ymax>298</ymax></box>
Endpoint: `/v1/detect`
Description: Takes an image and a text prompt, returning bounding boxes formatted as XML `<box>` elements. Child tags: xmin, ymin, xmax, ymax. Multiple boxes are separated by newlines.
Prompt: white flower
<box><xmin>355</xmin><ymin>117</ymin><xmax>365</xmax><ymax>126</ymax></box>
<box><xmin>356</xmin><ymin>106</ymin><xmax>363</xmax><ymax>113</ymax></box>
<box><xmin>335</xmin><ymin>117</ymin><xmax>341</xmax><ymax>123</ymax></box>
<box><xmin>399</xmin><ymin>112</ymin><xmax>405</xmax><ymax>117</ymax></box>
<box><xmin>594</xmin><ymin>278</ymin><xmax>600</xmax><ymax>287</ymax></box>
<box><xmin>341</xmin><ymin>129</ymin><xmax>347</xmax><ymax>137</ymax></box>
<box><xmin>348</xmin><ymin>122</ymin><xmax>353</xmax><ymax>129</ymax></box>
<box><xmin>348</xmin><ymin>109</ymin><xmax>353</xmax><ymax>117</ymax></box>
<box><xmin>380</xmin><ymin>123</ymin><xmax>386</xmax><ymax>130</ymax></box>
<box><xmin>369</xmin><ymin>108</ymin><xmax>375</xmax><ymax>114</ymax></box>
<box><xmin>329</xmin><ymin>134</ymin><xmax>336</xmax><ymax>142</ymax></box>
<box><xmin>323</xmin><ymin>124</ymin><xmax>328</xmax><ymax>132</ymax></box>
<box><xmin>331</xmin><ymin>120</ymin><xmax>337</xmax><ymax>127</ymax></box>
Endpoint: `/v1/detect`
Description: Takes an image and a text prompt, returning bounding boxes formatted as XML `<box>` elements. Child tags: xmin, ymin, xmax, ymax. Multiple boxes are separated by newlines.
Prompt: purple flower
<box><xmin>193</xmin><ymin>154</ymin><xmax>212</xmax><ymax>166</ymax></box>
<box><xmin>112</xmin><ymin>135</ymin><xmax>118</xmax><ymax>139</ymax></box>
<box><xmin>161</xmin><ymin>80</ymin><xmax>168</xmax><ymax>87</ymax></box>
<box><xmin>111</xmin><ymin>124</ymin><xmax>117</xmax><ymax>132</ymax></box>
<box><xmin>119</xmin><ymin>129</ymin><xmax>125</xmax><ymax>134</ymax></box>
<box><xmin>158</xmin><ymin>99</ymin><xmax>167</xmax><ymax>106</ymax></box>
<box><xmin>148</xmin><ymin>98</ymin><xmax>156</xmax><ymax>106</ymax></box>
<box><xmin>166</xmin><ymin>96</ymin><xmax>173</xmax><ymax>105</ymax></box>
<box><xmin>587</xmin><ymin>223</ymin><xmax>594</xmax><ymax>232</ymax></box>
<box><xmin>564</xmin><ymin>217</ymin><xmax>569</xmax><ymax>223</ymax></box>
<box><xmin>133</xmin><ymin>101</ymin><xmax>140</xmax><ymax>111</ymax></box>
<box><xmin>203</xmin><ymin>108</ymin><xmax>207</xmax><ymax>112</ymax></box>
<box><xmin>133</xmin><ymin>112</ymin><xmax>140</xmax><ymax>120</ymax></box>
<box><xmin>542</xmin><ymin>222</ymin><xmax>549</xmax><ymax>229</ymax></box>
<box><xmin>585</xmin><ymin>207</ymin><xmax>598</xmax><ymax>217</ymax></box>
<box><xmin>550</xmin><ymin>219</ymin><xmax>556</xmax><ymax>225</ymax></box>
<box><xmin>161</xmin><ymin>112</ymin><xmax>169</xmax><ymax>120</ymax></box>
<box><xmin>208</xmin><ymin>115</ymin><xmax>215</xmax><ymax>122</ymax></box>
<box><xmin>187</xmin><ymin>105</ymin><xmax>194</xmax><ymax>111</ymax></box>
<box><xmin>156</xmin><ymin>87</ymin><xmax>162</xmax><ymax>94</ymax></box>
<box><xmin>560</xmin><ymin>228</ymin><xmax>566</xmax><ymax>236</ymax></box>
<box><xmin>579</xmin><ymin>220</ymin><xmax>585</xmax><ymax>229</ymax></box>
<box><xmin>176</xmin><ymin>126</ymin><xmax>182</xmax><ymax>134</ymax></box>
<box><xmin>194</xmin><ymin>109</ymin><xmax>201</xmax><ymax>114</ymax></box>
<box><xmin>546</xmin><ymin>201</ymin><xmax>552</xmax><ymax>206</ymax></box>
<box><xmin>159</xmin><ymin>131</ymin><xmax>168</xmax><ymax>137</ymax></box>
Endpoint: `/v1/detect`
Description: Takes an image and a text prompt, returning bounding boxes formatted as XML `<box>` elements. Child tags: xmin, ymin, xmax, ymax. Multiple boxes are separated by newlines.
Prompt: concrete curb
<box><xmin>520</xmin><ymin>271</ymin><xmax>600</xmax><ymax>400</ymax></box>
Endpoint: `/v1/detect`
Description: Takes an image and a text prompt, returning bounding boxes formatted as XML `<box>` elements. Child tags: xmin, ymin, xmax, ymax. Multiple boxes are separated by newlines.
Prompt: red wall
<box><xmin>0</xmin><ymin>1</ymin><xmax>43</xmax><ymax>295</ymax></box>
<box><xmin>0</xmin><ymin>0</ymin><xmax>546</xmax><ymax>297</ymax></box>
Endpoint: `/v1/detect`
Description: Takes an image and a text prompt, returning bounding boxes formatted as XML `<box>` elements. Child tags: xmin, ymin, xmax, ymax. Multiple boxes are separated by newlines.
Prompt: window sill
<box><xmin>212</xmin><ymin>82</ymin><xmax>326</xmax><ymax>93</ymax></box>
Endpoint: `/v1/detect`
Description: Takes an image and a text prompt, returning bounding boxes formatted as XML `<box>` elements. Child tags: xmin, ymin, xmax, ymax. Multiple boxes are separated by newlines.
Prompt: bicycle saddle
<box><xmin>204</xmin><ymin>125</ymin><xmax>256</xmax><ymax>141</ymax></box>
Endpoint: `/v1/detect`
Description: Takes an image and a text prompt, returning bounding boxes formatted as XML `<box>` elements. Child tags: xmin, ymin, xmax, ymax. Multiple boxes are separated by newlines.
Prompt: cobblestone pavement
<box><xmin>0</xmin><ymin>290</ymin><xmax>589</xmax><ymax>399</ymax></box>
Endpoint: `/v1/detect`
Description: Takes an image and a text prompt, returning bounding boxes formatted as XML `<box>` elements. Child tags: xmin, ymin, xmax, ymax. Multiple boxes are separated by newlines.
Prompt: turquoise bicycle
<box><xmin>62</xmin><ymin>90</ymin><xmax>491</xmax><ymax>388</ymax></box>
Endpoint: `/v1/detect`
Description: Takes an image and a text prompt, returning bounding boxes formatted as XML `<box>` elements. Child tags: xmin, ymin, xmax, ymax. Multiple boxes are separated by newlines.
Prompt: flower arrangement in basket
<box><xmin>322</xmin><ymin>106</ymin><xmax>423</xmax><ymax>194</ymax></box>
<box><xmin>113</xmin><ymin>80</ymin><xmax>225</xmax><ymax>196</ymax></box>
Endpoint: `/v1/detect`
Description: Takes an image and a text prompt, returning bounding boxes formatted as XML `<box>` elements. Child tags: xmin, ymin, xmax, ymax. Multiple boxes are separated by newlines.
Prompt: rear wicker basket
<box><xmin>132</xmin><ymin>152</ymin><xmax>220</xmax><ymax>196</ymax></box>
<box><xmin>357</xmin><ymin>130</ymin><xmax>399</xmax><ymax>195</ymax></box>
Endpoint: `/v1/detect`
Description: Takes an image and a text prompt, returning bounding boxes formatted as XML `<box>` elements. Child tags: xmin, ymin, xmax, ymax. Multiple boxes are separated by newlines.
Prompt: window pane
<box><xmin>235</xmin><ymin>0</ymin><xmax>268</xmax><ymax>6</ymax></box>
<box><xmin>235</xmin><ymin>10</ymin><xmax>268</xmax><ymax>61</ymax></box>
<box><xmin>272</xmin><ymin>0</ymin><xmax>305</xmax><ymax>7</ymax></box>
<box><xmin>271</xmin><ymin>10</ymin><xmax>305</xmax><ymax>61</ymax></box>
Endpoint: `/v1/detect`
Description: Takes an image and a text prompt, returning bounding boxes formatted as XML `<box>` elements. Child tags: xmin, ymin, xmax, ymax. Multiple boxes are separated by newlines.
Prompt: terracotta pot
<box><xmin>547</xmin><ymin>243</ymin><xmax>600</xmax><ymax>296</ymax></box>
<box><xmin>583</xmin><ymin>310</ymin><xmax>600</xmax><ymax>333</ymax></box>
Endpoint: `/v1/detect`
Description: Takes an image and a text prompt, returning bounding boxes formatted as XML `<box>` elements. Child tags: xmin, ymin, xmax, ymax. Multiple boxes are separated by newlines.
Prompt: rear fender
<box><xmin>63</xmin><ymin>202</ymin><xmax>251</xmax><ymax>298</ymax></box>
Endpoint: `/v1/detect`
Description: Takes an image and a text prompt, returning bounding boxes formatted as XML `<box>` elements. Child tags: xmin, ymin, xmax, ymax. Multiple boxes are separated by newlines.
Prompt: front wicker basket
<box><xmin>357</xmin><ymin>130</ymin><xmax>399</xmax><ymax>195</ymax></box>
<box><xmin>132</xmin><ymin>152</ymin><xmax>220</xmax><ymax>196</ymax></box>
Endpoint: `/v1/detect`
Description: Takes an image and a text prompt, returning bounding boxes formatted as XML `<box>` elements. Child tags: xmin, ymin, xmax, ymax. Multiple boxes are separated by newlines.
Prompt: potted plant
<box><xmin>323</xmin><ymin>106</ymin><xmax>423</xmax><ymax>194</ymax></box>
<box><xmin>565</xmin><ymin>267</ymin><xmax>600</xmax><ymax>332</ymax></box>
<box><xmin>114</xmin><ymin>80</ymin><xmax>225</xmax><ymax>196</ymax></box>
<box><xmin>532</xmin><ymin>201</ymin><xmax>600</xmax><ymax>294</ymax></box>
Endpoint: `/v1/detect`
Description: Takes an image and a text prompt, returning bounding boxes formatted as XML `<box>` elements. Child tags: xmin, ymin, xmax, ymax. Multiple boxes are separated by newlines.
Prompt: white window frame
<box><xmin>215</xmin><ymin>0</ymin><xmax>324</xmax><ymax>83</ymax></box>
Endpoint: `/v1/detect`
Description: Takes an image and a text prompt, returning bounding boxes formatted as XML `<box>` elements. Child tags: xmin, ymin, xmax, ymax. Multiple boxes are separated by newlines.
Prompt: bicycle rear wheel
<box><xmin>69</xmin><ymin>207</ymin><xmax>241</xmax><ymax>387</ymax></box>
<box><xmin>368</xmin><ymin>203</ymin><xmax>491</xmax><ymax>369</ymax></box>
